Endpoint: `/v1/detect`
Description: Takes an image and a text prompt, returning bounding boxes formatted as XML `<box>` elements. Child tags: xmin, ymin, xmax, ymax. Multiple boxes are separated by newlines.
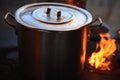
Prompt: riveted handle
<box><xmin>87</xmin><ymin>17</ymin><xmax>104</xmax><ymax>40</ymax></box>
<box><xmin>4</xmin><ymin>12</ymin><xmax>18</xmax><ymax>35</ymax></box>
<box><xmin>87</xmin><ymin>17</ymin><xmax>103</xmax><ymax>27</ymax></box>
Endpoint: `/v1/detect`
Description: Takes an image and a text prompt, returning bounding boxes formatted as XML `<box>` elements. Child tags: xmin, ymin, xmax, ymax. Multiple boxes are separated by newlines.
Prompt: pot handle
<box><xmin>4</xmin><ymin>12</ymin><xmax>18</xmax><ymax>34</ymax></box>
<box><xmin>87</xmin><ymin>17</ymin><xmax>103</xmax><ymax>27</ymax></box>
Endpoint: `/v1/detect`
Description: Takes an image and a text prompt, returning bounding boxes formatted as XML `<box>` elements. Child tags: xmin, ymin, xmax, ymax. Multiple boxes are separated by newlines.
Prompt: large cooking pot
<box><xmin>4</xmin><ymin>2</ymin><xmax>101</xmax><ymax>80</ymax></box>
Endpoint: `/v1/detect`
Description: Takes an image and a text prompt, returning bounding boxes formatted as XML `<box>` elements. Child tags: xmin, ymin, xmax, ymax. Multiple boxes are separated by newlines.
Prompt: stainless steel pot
<box><xmin>4</xmin><ymin>2</ymin><xmax>101</xmax><ymax>80</ymax></box>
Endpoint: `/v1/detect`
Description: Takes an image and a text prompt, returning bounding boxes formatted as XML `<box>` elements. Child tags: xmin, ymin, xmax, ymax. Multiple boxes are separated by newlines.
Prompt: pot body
<box><xmin>4</xmin><ymin>2</ymin><xmax>92</xmax><ymax>80</ymax></box>
<box><xmin>17</xmin><ymin>24</ymin><xmax>87</xmax><ymax>80</ymax></box>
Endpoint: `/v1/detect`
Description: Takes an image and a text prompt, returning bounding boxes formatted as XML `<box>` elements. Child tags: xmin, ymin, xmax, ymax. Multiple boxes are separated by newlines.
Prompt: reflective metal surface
<box><xmin>18</xmin><ymin>26</ymin><xmax>87</xmax><ymax>80</ymax></box>
<box><xmin>15</xmin><ymin>2</ymin><xmax>92</xmax><ymax>31</ymax></box>
<box><xmin>4</xmin><ymin>2</ymin><xmax>89</xmax><ymax>80</ymax></box>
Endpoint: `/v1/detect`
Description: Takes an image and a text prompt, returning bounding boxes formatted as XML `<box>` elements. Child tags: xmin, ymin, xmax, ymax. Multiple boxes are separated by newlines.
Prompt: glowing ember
<box><xmin>88</xmin><ymin>33</ymin><xmax>117</xmax><ymax>71</ymax></box>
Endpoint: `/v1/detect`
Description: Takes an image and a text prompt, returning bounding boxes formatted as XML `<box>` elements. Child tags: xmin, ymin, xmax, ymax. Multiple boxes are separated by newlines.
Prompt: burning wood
<box><xmin>88</xmin><ymin>32</ymin><xmax>117</xmax><ymax>71</ymax></box>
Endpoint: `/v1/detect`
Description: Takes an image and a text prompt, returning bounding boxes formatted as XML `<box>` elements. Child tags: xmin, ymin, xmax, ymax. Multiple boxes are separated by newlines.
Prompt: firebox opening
<box><xmin>86</xmin><ymin>23</ymin><xmax>120</xmax><ymax>72</ymax></box>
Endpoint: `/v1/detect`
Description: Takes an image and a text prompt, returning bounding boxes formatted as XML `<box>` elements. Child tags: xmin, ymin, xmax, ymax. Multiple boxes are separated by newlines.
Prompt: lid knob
<box><xmin>46</xmin><ymin>8</ymin><xmax>61</xmax><ymax>20</ymax></box>
<box><xmin>57</xmin><ymin>11</ymin><xmax>61</xmax><ymax>20</ymax></box>
<box><xmin>46</xmin><ymin>8</ymin><xmax>51</xmax><ymax>15</ymax></box>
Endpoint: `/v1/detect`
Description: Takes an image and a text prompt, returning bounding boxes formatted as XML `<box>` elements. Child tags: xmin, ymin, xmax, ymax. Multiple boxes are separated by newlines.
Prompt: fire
<box><xmin>88</xmin><ymin>33</ymin><xmax>117</xmax><ymax>71</ymax></box>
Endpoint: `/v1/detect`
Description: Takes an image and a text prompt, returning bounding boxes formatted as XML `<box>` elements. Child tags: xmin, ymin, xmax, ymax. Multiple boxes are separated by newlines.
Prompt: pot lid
<box><xmin>15</xmin><ymin>2</ymin><xmax>92</xmax><ymax>31</ymax></box>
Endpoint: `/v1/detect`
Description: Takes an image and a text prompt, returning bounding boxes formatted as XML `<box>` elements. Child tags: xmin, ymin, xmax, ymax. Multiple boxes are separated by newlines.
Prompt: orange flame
<box><xmin>88</xmin><ymin>33</ymin><xmax>117</xmax><ymax>71</ymax></box>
